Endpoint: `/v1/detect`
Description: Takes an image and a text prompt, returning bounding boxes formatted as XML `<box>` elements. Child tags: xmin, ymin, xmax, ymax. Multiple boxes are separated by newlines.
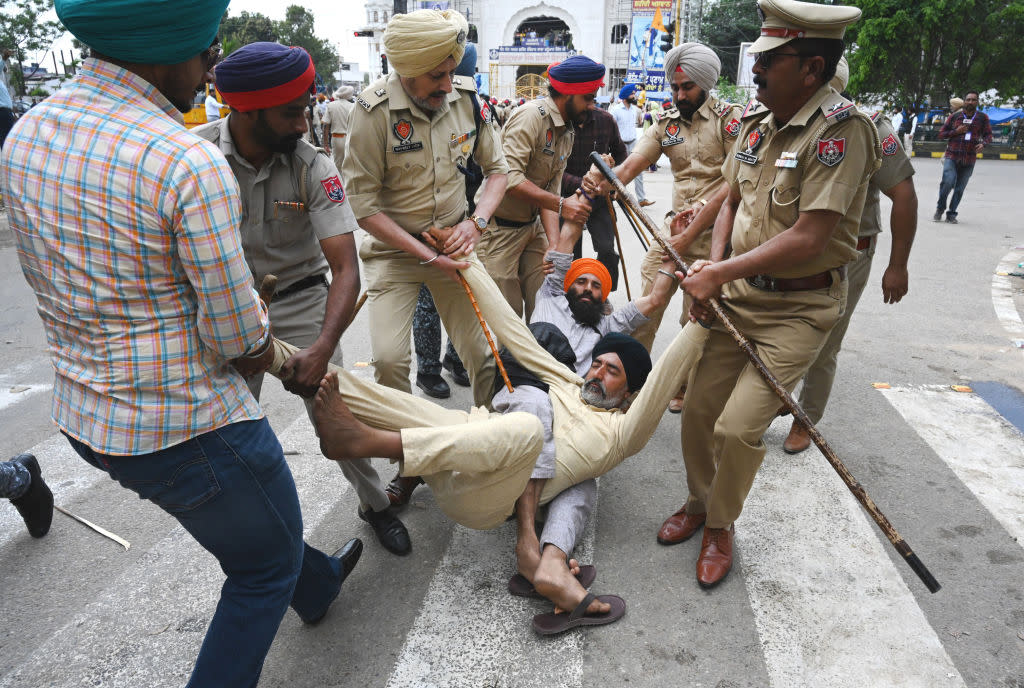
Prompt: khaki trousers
<box><xmin>246</xmin><ymin>282</ymin><xmax>389</xmax><ymax>513</ymax></box>
<box><xmin>629</xmin><ymin>218</ymin><xmax>709</xmax><ymax>352</ymax></box>
<box><xmin>359</xmin><ymin>237</ymin><xmax>497</xmax><ymax>407</ymax></box>
<box><xmin>330</xmin><ymin>134</ymin><xmax>346</xmax><ymax>178</ymax></box>
<box><xmin>265</xmin><ymin>258</ymin><xmax>710</xmax><ymax>528</ymax></box>
<box><xmin>797</xmin><ymin>239</ymin><xmax>874</xmax><ymax>424</ymax></box>
<box><xmin>475</xmin><ymin>218</ymin><xmax>548</xmax><ymax>319</ymax></box>
<box><xmin>680</xmin><ymin>276</ymin><xmax>845</xmax><ymax>529</ymax></box>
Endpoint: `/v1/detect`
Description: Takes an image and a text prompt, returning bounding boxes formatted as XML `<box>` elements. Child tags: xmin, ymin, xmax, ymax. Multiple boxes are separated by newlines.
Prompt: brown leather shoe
<box><xmin>656</xmin><ymin>507</ymin><xmax>706</xmax><ymax>545</ymax></box>
<box><xmin>667</xmin><ymin>385</ymin><xmax>686</xmax><ymax>414</ymax></box>
<box><xmin>696</xmin><ymin>525</ymin><xmax>734</xmax><ymax>588</ymax></box>
<box><xmin>385</xmin><ymin>473</ymin><xmax>424</xmax><ymax>508</ymax></box>
<box><xmin>639</xmin><ymin>199</ymin><xmax>655</xmax><ymax>207</ymax></box>
<box><xmin>783</xmin><ymin>421</ymin><xmax>811</xmax><ymax>454</ymax></box>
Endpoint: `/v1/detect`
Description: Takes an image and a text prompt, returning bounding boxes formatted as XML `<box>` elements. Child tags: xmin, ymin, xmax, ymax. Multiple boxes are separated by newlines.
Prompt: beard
<box><xmin>675</xmin><ymin>90</ymin><xmax>707</xmax><ymax>118</ymax></box>
<box><xmin>580</xmin><ymin>378</ymin><xmax>625</xmax><ymax>410</ymax></box>
<box><xmin>566</xmin><ymin>288</ymin><xmax>603</xmax><ymax>327</ymax></box>
<box><xmin>410</xmin><ymin>91</ymin><xmax>446</xmax><ymax>112</ymax></box>
<box><xmin>255</xmin><ymin>112</ymin><xmax>301</xmax><ymax>153</ymax></box>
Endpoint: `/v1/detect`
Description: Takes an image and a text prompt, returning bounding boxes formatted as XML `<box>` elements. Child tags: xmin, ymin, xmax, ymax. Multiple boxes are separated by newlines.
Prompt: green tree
<box><xmin>698</xmin><ymin>0</ymin><xmax>761</xmax><ymax>85</ymax></box>
<box><xmin>218</xmin><ymin>10</ymin><xmax>278</xmax><ymax>56</ymax></box>
<box><xmin>276</xmin><ymin>5</ymin><xmax>339</xmax><ymax>88</ymax></box>
<box><xmin>846</xmin><ymin>0</ymin><xmax>1024</xmax><ymax>107</ymax></box>
<box><xmin>0</xmin><ymin>0</ymin><xmax>65</xmax><ymax>95</ymax></box>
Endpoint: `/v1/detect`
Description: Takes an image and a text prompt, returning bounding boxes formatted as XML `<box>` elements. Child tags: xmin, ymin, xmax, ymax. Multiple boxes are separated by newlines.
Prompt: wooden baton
<box><xmin>589</xmin><ymin>152</ymin><xmax>940</xmax><ymax>594</ymax></box>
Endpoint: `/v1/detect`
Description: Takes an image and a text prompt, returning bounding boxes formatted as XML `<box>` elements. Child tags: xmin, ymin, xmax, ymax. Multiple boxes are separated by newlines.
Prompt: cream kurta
<box><xmin>267</xmin><ymin>261</ymin><xmax>710</xmax><ymax>530</ymax></box>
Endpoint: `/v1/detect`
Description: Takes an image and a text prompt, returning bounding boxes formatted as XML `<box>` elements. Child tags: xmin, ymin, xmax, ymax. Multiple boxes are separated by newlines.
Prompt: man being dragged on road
<box><xmin>258</xmin><ymin>215</ymin><xmax>708</xmax><ymax>634</ymax></box>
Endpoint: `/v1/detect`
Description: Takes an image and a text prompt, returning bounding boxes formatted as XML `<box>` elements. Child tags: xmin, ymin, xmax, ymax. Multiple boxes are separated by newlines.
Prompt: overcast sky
<box><xmin>35</xmin><ymin>1</ymin><xmax>369</xmax><ymax>73</ymax></box>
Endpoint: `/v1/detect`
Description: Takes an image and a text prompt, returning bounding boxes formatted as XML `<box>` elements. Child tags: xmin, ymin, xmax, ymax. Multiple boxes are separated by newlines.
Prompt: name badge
<box><xmin>393</xmin><ymin>141</ymin><xmax>424</xmax><ymax>153</ymax></box>
<box><xmin>735</xmin><ymin>151</ymin><xmax>758</xmax><ymax>165</ymax></box>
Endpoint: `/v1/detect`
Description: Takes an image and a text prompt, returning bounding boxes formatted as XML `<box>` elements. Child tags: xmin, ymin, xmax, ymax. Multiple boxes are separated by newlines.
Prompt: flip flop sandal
<box><xmin>507</xmin><ymin>565</ymin><xmax>597</xmax><ymax>599</ymax></box>
<box><xmin>531</xmin><ymin>593</ymin><xmax>626</xmax><ymax>636</ymax></box>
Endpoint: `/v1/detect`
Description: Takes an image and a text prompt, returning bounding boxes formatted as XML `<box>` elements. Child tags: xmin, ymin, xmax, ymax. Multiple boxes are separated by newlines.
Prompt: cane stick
<box><xmin>456</xmin><ymin>271</ymin><xmax>513</xmax><ymax>394</ymax></box>
<box><xmin>589</xmin><ymin>152</ymin><xmax>940</xmax><ymax>593</ymax></box>
<box><xmin>606</xmin><ymin>195</ymin><xmax>632</xmax><ymax>300</ymax></box>
<box><xmin>617</xmin><ymin>195</ymin><xmax>650</xmax><ymax>251</ymax></box>
<box><xmin>348</xmin><ymin>290</ymin><xmax>368</xmax><ymax>326</ymax></box>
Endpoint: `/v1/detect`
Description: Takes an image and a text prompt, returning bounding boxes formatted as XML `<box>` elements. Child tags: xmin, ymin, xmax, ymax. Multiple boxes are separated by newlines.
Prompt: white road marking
<box><xmin>386</xmin><ymin>491</ymin><xmax>598</xmax><ymax>688</ymax></box>
<box><xmin>879</xmin><ymin>385</ymin><xmax>1024</xmax><ymax>547</ymax></box>
<box><xmin>738</xmin><ymin>417</ymin><xmax>965</xmax><ymax>688</ymax></box>
<box><xmin>0</xmin><ymin>414</ymin><xmax>347</xmax><ymax>688</ymax></box>
<box><xmin>992</xmin><ymin>248</ymin><xmax>1024</xmax><ymax>354</ymax></box>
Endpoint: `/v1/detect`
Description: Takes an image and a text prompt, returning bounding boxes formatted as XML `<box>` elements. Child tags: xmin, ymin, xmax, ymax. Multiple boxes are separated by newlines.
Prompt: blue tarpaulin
<box><xmin>981</xmin><ymin>107</ymin><xmax>1024</xmax><ymax>124</ymax></box>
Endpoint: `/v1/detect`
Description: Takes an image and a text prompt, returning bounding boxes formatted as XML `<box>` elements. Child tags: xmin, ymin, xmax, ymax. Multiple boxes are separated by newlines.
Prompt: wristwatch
<box><xmin>470</xmin><ymin>215</ymin><xmax>489</xmax><ymax>231</ymax></box>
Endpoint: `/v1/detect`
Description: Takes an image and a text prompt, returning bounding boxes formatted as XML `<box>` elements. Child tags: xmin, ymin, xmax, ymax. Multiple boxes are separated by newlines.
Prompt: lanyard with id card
<box><xmin>962</xmin><ymin>116</ymin><xmax>974</xmax><ymax>141</ymax></box>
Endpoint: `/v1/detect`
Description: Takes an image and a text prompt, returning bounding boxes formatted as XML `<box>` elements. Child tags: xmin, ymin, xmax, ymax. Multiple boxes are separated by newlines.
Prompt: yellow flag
<box><xmin>651</xmin><ymin>7</ymin><xmax>666</xmax><ymax>33</ymax></box>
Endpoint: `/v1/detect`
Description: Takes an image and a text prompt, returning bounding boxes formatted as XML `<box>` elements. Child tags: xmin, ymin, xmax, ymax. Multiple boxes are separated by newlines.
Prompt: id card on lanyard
<box><xmin>962</xmin><ymin>115</ymin><xmax>974</xmax><ymax>141</ymax></box>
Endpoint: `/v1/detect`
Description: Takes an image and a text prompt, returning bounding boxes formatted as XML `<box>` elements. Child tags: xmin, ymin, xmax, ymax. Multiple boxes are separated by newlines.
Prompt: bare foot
<box><xmin>533</xmin><ymin>549</ymin><xmax>610</xmax><ymax>616</ymax></box>
<box><xmin>515</xmin><ymin>532</ymin><xmax>542</xmax><ymax>582</ymax></box>
<box><xmin>312</xmin><ymin>373</ymin><xmax>376</xmax><ymax>461</ymax></box>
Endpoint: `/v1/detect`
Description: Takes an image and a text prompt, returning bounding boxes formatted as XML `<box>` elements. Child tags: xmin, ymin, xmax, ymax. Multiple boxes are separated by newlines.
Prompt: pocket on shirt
<box><xmin>770</xmin><ymin>167</ymin><xmax>801</xmax><ymax>228</ymax></box>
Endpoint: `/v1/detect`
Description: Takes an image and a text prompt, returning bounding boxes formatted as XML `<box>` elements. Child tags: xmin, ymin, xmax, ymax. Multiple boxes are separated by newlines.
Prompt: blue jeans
<box><xmin>936</xmin><ymin>158</ymin><xmax>975</xmax><ymax>218</ymax></box>
<box><xmin>64</xmin><ymin>418</ymin><xmax>343</xmax><ymax>688</ymax></box>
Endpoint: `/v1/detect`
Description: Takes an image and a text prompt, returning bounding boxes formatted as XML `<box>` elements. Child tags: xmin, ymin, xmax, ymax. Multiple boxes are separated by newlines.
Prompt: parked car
<box><xmin>12</xmin><ymin>98</ymin><xmax>32</xmax><ymax>116</ymax></box>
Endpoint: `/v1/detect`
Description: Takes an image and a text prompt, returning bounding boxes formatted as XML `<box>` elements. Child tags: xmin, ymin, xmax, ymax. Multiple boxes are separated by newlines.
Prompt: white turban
<box><xmin>335</xmin><ymin>85</ymin><xmax>354</xmax><ymax>100</ymax></box>
<box><xmin>663</xmin><ymin>42</ymin><xmax>721</xmax><ymax>94</ymax></box>
<box><xmin>383</xmin><ymin>9</ymin><xmax>468</xmax><ymax>78</ymax></box>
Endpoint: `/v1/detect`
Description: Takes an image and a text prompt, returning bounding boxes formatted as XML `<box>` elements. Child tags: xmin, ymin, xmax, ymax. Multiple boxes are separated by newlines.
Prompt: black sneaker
<box><xmin>945</xmin><ymin>215</ymin><xmax>958</xmax><ymax>224</ymax></box>
<box><xmin>932</xmin><ymin>209</ymin><xmax>943</xmax><ymax>222</ymax></box>
<box><xmin>10</xmin><ymin>453</ymin><xmax>53</xmax><ymax>538</ymax></box>
<box><xmin>416</xmin><ymin>372</ymin><xmax>450</xmax><ymax>398</ymax></box>
<box><xmin>442</xmin><ymin>353</ymin><xmax>470</xmax><ymax>387</ymax></box>
<box><xmin>358</xmin><ymin>506</ymin><xmax>411</xmax><ymax>555</ymax></box>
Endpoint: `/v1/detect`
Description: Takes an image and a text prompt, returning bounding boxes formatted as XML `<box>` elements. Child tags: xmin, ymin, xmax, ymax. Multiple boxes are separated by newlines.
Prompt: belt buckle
<box><xmin>750</xmin><ymin>275</ymin><xmax>776</xmax><ymax>291</ymax></box>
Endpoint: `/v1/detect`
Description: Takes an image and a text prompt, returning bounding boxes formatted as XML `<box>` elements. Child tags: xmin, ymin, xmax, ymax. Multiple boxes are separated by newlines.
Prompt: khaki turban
<box><xmin>949</xmin><ymin>97</ymin><xmax>964</xmax><ymax>111</ymax></box>
<box><xmin>335</xmin><ymin>85</ymin><xmax>354</xmax><ymax>100</ymax></box>
<box><xmin>664</xmin><ymin>42</ymin><xmax>721</xmax><ymax>94</ymax></box>
<box><xmin>830</xmin><ymin>56</ymin><xmax>849</xmax><ymax>92</ymax></box>
<box><xmin>383</xmin><ymin>9</ymin><xmax>468</xmax><ymax>78</ymax></box>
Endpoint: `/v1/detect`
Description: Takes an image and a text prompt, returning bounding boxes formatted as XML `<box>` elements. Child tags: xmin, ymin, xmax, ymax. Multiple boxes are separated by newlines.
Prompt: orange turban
<box><xmin>564</xmin><ymin>258</ymin><xmax>612</xmax><ymax>302</ymax></box>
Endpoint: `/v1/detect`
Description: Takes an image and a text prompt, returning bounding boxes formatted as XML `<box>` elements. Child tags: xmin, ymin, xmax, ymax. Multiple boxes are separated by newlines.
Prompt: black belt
<box><xmin>493</xmin><ymin>216</ymin><xmax>534</xmax><ymax>228</ymax></box>
<box><xmin>273</xmin><ymin>274</ymin><xmax>327</xmax><ymax>300</ymax></box>
<box><xmin>746</xmin><ymin>266</ymin><xmax>845</xmax><ymax>292</ymax></box>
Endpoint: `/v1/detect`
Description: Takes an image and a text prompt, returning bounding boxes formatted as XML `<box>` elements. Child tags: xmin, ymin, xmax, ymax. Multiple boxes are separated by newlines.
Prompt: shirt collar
<box><xmin>544</xmin><ymin>96</ymin><xmax>567</xmax><ymax>128</ymax></box>
<box><xmin>77</xmin><ymin>57</ymin><xmax>184</xmax><ymax>125</ymax></box>
<box><xmin>218</xmin><ymin>114</ymin><xmax>288</xmax><ymax>175</ymax></box>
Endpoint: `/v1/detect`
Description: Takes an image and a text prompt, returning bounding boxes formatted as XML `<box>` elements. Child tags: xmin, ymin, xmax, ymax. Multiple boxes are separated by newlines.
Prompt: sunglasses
<box><xmin>753</xmin><ymin>50</ymin><xmax>812</xmax><ymax>69</ymax></box>
<box><xmin>202</xmin><ymin>42</ymin><xmax>222</xmax><ymax>71</ymax></box>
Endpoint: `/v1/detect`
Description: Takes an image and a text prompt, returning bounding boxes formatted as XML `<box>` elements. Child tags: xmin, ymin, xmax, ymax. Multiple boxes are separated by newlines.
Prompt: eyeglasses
<box><xmin>202</xmin><ymin>42</ymin><xmax>222</xmax><ymax>72</ymax></box>
<box><xmin>753</xmin><ymin>50</ymin><xmax>810</xmax><ymax>69</ymax></box>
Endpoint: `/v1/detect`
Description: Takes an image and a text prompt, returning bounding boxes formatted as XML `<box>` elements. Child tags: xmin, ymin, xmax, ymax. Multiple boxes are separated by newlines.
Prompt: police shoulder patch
<box><xmin>881</xmin><ymin>133</ymin><xmax>899</xmax><ymax>156</ymax></box>
<box><xmin>724</xmin><ymin>118</ymin><xmax>741</xmax><ymax>137</ymax></box>
<box><xmin>816</xmin><ymin>137</ymin><xmax>846</xmax><ymax>166</ymax></box>
<box><xmin>320</xmin><ymin>175</ymin><xmax>346</xmax><ymax>203</ymax></box>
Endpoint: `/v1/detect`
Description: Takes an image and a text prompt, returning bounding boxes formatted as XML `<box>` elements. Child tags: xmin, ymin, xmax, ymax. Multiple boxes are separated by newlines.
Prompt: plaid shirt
<box><xmin>561</xmin><ymin>107</ymin><xmax>628</xmax><ymax>196</ymax></box>
<box><xmin>939</xmin><ymin>110</ymin><xmax>993</xmax><ymax>165</ymax></box>
<box><xmin>1</xmin><ymin>59</ymin><xmax>269</xmax><ymax>456</ymax></box>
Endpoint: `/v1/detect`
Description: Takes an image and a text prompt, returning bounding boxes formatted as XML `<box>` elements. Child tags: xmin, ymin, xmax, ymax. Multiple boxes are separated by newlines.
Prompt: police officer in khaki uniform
<box><xmin>585</xmin><ymin>43</ymin><xmax>742</xmax><ymax>355</ymax></box>
<box><xmin>321</xmin><ymin>85</ymin><xmax>354</xmax><ymax>177</ymax></box>
<box><xmin>343</xmin><ymin>9</ymin><xmax>507</xmax><ymax>411</ymax></box>
<box><xmin>197</xmin><ymin>42</ymin><xmax>412</xmax><ymax>555</ymax></box>
<box><xmin>477</xmin><ymin>56</ymin><xmax>603</xmax><ymax>319</ymax></box>
<box><xmin>783</xmin><ymin>57</ymin><xmax>917</xmax><ymax>454</ymax></box>
<box><xmin>660</xmin><ymin>0</ymin><xmax>880</xmax><ymax>588</ymax></box>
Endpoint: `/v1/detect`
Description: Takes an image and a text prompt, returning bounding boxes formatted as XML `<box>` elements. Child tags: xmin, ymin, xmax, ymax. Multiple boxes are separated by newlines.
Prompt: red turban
<box><xmin>564</xmin><ymin>258</ymin><xmax>612</xmax><ymax>302</ymax></box>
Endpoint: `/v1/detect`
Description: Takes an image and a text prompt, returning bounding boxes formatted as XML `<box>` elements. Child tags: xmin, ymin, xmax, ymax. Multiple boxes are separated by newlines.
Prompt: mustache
<box><xmin>753</xmin><ymin>74</ymin><xmax>767</xmax><ymax>89</ymax></box>
<box><xmin>583</xmin><ymin>379</ymin><xmax>606</xmax><ymax>395</ymax></box>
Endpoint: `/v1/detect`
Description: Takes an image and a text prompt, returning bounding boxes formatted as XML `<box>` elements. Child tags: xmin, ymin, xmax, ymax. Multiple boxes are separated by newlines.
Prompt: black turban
<box><xmin>591</xmin><ymin>332</ymin><xmax>652</xmax><ymax>393</ymax></box>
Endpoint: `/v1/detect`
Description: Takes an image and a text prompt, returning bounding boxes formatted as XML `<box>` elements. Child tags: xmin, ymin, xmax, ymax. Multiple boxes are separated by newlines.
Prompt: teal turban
<box><xmin>55</xmin><ymin>0</ymin><xmax>229</xmax><ymax>65</ymax></box>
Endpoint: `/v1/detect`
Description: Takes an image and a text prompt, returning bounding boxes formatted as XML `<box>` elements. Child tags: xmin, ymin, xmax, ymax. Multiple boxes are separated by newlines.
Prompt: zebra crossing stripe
<box><xmin>879</xmin><ymin>385</ymin><xmax>1024</xmax><ymax>548</ymax></box>
<box><xmin>738</xmin><ymin>418</ymin><xmax>965</xmax><ymax>687</ymax></box>
<box><xmin>992</xmin><ymin>248</ymin><xmax>1024</xmax><ymax>355</ymax></box>
<box><xmin>386</xmin><ymin>490</ymin><xmax>598</xmax><ymax>688</ymax></box>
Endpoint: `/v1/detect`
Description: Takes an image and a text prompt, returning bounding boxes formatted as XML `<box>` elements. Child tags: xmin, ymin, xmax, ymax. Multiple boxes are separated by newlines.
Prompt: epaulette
<box><xmin>293</xmin><ymin>137</ymin><xmax>321</xmax><ymax>167</ymax></box>
<box><xmin>356</xmin><ymin>79</ymin><xmax>389</xmax><ymax>112</ymax></box>
<box><xmin>740</xmin><ymin>99</ymin><xmax>764</xmax><ymax>119</ymax></box>
<box><xmin>821</xmin><ymin>92</ymin><xmax>856</xmax><ymax>122</ymax></box>
<box><xmin>869</xmin><ymin>110</ymin><xmax>881</xmax><ymax>123</ymax></box>
<box><xmin>654</xmin><ymin>107</ymin><xmax>678</xmax><ymax>122</ymax></box>
<box><xmin>452</xmin><ymin>76</ymin><xmax>477</xmax><ymax>92</ymax></box>
<box><xmin>711</xmin><ymin>100</ymin><xmax>731</xmax><ymax>118</ymax></box>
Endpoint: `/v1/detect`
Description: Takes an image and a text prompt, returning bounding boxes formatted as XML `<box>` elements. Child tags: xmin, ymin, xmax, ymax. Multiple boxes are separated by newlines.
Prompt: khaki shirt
<box><xmin>859</xmin><ymin>112</ymin><xmax>915</xmax><ymax>238</ymax></box>
<box><xmin>322</xmin><ymin>98</ymin><xmax>354</xmax><ymax>136</ymax></box>
<box><xmin>193</xmin><ymin>117</ymin><xmax>356</xmax><ymax>290</ymax></box>
<box><xmin>722</xmin><ymin>85</ymin><xmax>880</xmax><ymax>279</ymax></box>
<box><xmin>343</xmin><ymin>72</ymin><xmax>507</xmax><ymax>234</ymax></box>
<box><xmin>490</xmin><ymin>97</ymin><xmax>574</xmax><ymax>223</ymax></box>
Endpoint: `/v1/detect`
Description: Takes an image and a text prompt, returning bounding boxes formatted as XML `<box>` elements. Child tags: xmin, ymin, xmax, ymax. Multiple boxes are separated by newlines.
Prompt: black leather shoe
<box><xmin>358</xmin><ymin>506</ymin><xmax>411</xmax><ymax>555</ymax></box>
<box><xmin>442</xmin><ymin>354</ymin><xmax>470</xmax><ymax>387</ymax></box>
<box><xmin>10</xmin><ymin>453</ymin><xmax>53</xmax><ymax>538</ymax></box>
<box><xmin>416</xmin><ymin>372</ymin><xmax>450</xmax><ymax>399</ymax></box>
<box><xmin>332</xmin><ymin>537</ymin><xmax>363</xmax><ymax>582</ymax></box>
